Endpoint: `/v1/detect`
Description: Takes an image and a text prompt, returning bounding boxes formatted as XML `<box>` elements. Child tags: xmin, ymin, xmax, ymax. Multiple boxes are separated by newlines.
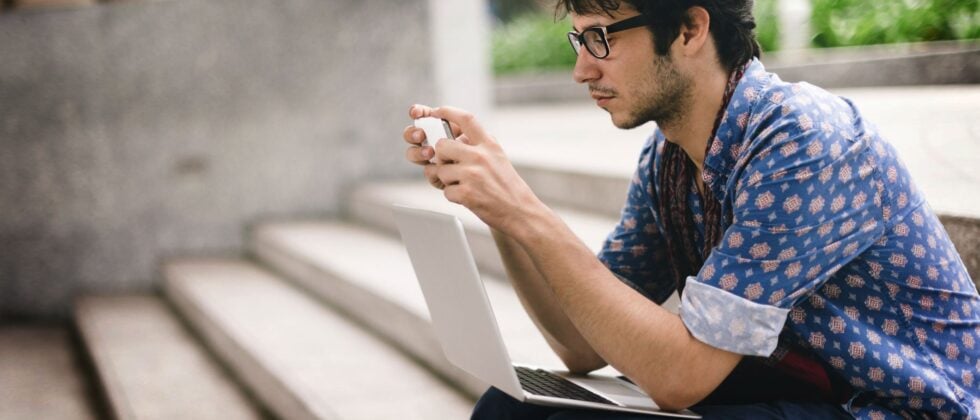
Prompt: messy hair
<box><xmin>555</xmin><ymin>0</ymin><xmax>761</xmax><ymax>71</ymax></box>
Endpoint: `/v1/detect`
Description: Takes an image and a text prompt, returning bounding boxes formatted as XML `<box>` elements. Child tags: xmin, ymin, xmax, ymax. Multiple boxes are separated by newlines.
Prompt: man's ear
<box><xmin>678</xmin><ymin>6</ymin><xmax>711</xmax><ymax>52</ymax></box>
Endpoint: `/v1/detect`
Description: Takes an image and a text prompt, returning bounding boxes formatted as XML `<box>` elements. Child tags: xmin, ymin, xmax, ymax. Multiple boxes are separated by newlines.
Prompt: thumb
<box><xmin>431</xmin><ymin>106</ymin><xmax>489</xmax><ymax>146</ymax></box>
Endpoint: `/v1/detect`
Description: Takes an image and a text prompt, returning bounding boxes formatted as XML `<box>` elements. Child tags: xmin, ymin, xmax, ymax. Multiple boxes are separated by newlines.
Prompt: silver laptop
<box><xmin>392</xmin><ymin>204</ymin><xmax>700</xmax><ymax>418</ymax></box>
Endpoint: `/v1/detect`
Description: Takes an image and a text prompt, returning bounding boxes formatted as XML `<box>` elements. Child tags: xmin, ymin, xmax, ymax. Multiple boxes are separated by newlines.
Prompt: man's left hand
<box><xmin>408</xmin><ymin>104</ymin><xmax>547</xmax><ymax>240</ymax></box>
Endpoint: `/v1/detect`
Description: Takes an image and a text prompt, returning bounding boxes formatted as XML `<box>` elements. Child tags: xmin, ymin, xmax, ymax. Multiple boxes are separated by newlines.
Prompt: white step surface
<box><xmin>346</xmin><ymin>180</ymin><xmax>681</xmax><ymax>313</ymax></box>
<box><xmin>347</xmin><ymin>180</ymin><xmax>619</xmax><ymax>280</ymax></box>
<box><xmin>74</xmin><ymin>295</ymin><xmax>260</xmax><ymax>420</ymax></box>
<box><xmin>0</xmin><ymin>326</ymin><xmax>97</xmax><ymax>420</ymax></box>
<box><xmin>251</xmin><ymin>220</ymin><xmax>631</xmax><ymax>399</ymax></box>
<box><xmin>163</xmin><ymin>258</ymin><xmax>473</xmax><ymax>420</ymax></box>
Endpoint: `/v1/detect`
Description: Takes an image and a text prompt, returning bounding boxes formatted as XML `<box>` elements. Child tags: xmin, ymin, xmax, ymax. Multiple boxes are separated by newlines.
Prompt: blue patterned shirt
<box><xmin>598</xmin><ymin>59</ymin><xmax>980</xmax><ymax>418</ymax></box>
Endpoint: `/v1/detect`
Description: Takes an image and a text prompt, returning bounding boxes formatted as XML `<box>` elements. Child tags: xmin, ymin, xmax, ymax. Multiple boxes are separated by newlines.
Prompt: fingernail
<box><xmin>422</xmin><ymin>147</ymin><xmax>433</xmax><ymax>158</ymax></box>
<box><xmin>413</xmin><ymin>131</ymin><xmax>422</xmax><ymax>141</ymax></box>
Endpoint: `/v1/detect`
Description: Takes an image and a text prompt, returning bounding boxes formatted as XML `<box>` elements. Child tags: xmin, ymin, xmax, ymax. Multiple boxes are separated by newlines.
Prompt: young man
<box><xmin>402</xmin><ymin>1</ymin><xmax>980</xmax><ymax>418</ymax></box>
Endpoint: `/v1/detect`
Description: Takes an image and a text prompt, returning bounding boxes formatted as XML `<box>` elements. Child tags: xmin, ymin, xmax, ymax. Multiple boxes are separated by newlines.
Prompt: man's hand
<box><xmin>403</xmin><ymin>104</ymin><xmax>549</xmax><ymax>239</ymax></box>
<box><xmin>402</xmin><ymin>107</ymin><xmax>455</xmax><ymax>190</ymax></box>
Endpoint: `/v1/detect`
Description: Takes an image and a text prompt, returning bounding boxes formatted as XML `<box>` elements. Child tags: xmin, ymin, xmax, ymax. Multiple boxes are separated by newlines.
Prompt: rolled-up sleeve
<box><xmin>680</xmin><ymin>278</ymin><xmax>790</xmax><ymax>356</ymax></box>
<box><xmin>680</xmin><ymin>117</ymin><xmax>885</xmax><ymax>356</ymax></box>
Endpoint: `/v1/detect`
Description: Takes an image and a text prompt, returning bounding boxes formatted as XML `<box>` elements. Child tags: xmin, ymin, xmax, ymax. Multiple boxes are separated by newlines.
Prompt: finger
<box><xmin>434</xmin><ymin>162</ymin><xmax>463</xmax><ymax>186</ymax></box>
<box><xmin>443</xmin><ymin>183</ymin><xmax>465</xmax><ymax>205</ymax></box>
<box><xmin>409</xmin><ymin>104</ymin><xmax>435</xmax><ymax>119</ymax></box>
<box><xmin>433</xmin><ymin>135</ymin><xmax>470</xmax><ymax>163</ymax></box>
<box><xmin>423</xmin><ymin>164</ymin><xmax>445</xmax><ymax>190</ymax></box>
<box><xmin>403</xmin><ymin>125</ymin><xmax>426</xmax><ymax>145</ymax></box>
<box><xmin>447</xmin><ymin>121</ymin><xmax>463</xmax><ymax>138</ymax></box>
<box><xmin>405</xmin><ymin>145</ymin><xmax>434</xmax><ymax>165</ymax></box>
<box><xmin>455</xmin><ymin>133</ymin><xmax>475</xmax><ymax>146</ymax></box>
<box><xmin>430</xmin><ymin>106</ymin><xmax>490</xmax><ymax>145</ymax></box>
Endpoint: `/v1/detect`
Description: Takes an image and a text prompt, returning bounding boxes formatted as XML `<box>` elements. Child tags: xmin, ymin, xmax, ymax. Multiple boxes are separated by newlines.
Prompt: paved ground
<box><xmin>488</xmin><ymin>85</ymin><xmax>980</xmax><ymax>218</ymax></box>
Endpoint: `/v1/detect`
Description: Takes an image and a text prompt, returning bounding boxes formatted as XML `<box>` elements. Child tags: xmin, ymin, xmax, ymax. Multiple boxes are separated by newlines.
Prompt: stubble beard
<box><xmin>614</xmin><ymin>54</ymin><xmax>692</xmax><ymax>130</ymax></box>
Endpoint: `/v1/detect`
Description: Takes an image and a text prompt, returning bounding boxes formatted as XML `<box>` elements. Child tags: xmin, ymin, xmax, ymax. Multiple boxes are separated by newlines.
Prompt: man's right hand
<box><xmin>402</xmin><ymin>104</ymin><xmax>461</xmax><ymax>191</ymax></box>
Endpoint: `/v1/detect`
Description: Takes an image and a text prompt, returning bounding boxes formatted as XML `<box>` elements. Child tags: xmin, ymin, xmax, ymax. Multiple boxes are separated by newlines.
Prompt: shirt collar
<box><xmin>701</xmin><ymin>58</ymin><xmax>771</xmax><ymax>203</ymax></box>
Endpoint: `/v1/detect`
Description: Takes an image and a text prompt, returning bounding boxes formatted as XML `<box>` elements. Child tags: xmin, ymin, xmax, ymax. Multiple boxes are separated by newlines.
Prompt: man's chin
<box><xmin>608</xmin><ymin>111</ymin><xmax>645</xmax><ymax>130</ymax></box>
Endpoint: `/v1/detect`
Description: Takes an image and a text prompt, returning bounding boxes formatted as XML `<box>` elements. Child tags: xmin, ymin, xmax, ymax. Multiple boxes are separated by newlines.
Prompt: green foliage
<box><xmin>492</xmin><ymin>13</ymin><xmax>578</xmax><ymax>75</ymax></box>
<box><xmin>489</xmin><ymin>0</ymin><xmax>980</xmax><ymax>75</ymax></box>
<box><xmin>810</xmin><ymin>0</ymin><xmax>980</xmax><ymax>48</ymax></box>
<box><xmin>491</xmin><ymin>4</ymin><xmax>781</xmax><ymax>75</ymax></box>
<box><xmin>755</xmin><ymin>0</ymin><xmax>782</xmax><ymax>52</ymax></box>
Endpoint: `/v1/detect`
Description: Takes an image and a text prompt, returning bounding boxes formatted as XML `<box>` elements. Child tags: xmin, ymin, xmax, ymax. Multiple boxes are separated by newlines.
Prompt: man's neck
<box><xmin>658</xmin><ymin>66</ymin><xmax>730</xmax><ymax>173</ymax></box>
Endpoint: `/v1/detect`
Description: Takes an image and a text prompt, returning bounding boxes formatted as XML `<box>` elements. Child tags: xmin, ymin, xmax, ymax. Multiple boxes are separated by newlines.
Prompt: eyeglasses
<box><xmin>567</xmin><ymin>14</ymin><xmax>648</xmax><ymax>59</ymax></box>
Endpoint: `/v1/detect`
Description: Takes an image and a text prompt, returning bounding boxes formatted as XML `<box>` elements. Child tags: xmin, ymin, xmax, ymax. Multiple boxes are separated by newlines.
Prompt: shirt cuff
<box><xmin>679</xmin><ymin>277</ymin><xmax>789</xmax><ymax>357</ymax></box>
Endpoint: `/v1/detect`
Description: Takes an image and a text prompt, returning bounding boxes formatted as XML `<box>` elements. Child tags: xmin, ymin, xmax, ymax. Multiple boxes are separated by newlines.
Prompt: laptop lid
<box><xmin>392</xmin><ymin>204</ymin><xmax>525</xmax><ymax>400</ymax></box>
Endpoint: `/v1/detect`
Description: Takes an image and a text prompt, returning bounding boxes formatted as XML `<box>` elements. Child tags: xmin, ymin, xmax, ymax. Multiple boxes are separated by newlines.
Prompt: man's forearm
<box><xmin>491</xmin><ymin>227</ymin><xmax>607</xmax><ymax>373</ymax></box>
<box><xmin>511</xmin><ymin>211</ymin><xmax>741</xmax><ymax>410</ymax></box>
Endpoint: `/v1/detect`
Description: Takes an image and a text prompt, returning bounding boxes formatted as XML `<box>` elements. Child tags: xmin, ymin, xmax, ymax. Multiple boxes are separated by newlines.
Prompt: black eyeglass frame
<box><xmin>566</xmin><ymin>14</ymin><xmax>649</xmax><ymax>59</ymax></box>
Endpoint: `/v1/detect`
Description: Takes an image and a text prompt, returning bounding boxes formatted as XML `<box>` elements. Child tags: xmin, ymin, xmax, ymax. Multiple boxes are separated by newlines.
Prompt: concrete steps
<box><xmin>347</xmin><ymin>180</ymin><xmax>618</xmax><ymax>280</ymax></box>
<box><xmin>0</xmin><ymin>326</ymin><xmax>97</xmax><ymax>420</ymax></box>
<box><xmin>74</xmin><ymin>295</ymin><xmax>261</xmax><ymax>420</ymax></box>
<box><xmin>347</xmin><ymin>180</ymin><xmax>683</xmax><ymax>308</ymax></box>
<box><xmin>251</xmin><ymin>220</ymin><xmax>579</xmax><ymax>399</ymax></box>
<box><xmin>163</xmin><ymin>258</ymin><xmax>473</xmax><ymax>420</ymax></box>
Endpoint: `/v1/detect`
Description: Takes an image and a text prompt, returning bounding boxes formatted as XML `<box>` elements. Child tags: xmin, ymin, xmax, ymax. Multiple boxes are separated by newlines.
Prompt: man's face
<box><xmin>571</xmin><ymin>10</ymin><xmax>692</xmax><ymax>129</ymax></box>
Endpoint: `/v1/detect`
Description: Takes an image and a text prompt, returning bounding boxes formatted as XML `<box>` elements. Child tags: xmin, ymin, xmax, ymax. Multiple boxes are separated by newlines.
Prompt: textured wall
<box><xmin>939</xmin><ymin>216</ymin><xmax>980</xmax><ymax>290</ymax></box>
<box><xmin>0</xmin><ymin>0</ymin><xmax>435</xmax><ymax>318</ymax></box>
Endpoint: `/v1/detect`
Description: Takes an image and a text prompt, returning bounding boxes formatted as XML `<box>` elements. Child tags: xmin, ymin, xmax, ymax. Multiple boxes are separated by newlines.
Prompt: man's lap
<box><xmin>471</xmin><ymin>387</ymin><xmax>853</xmax><ymax>420</ymax></box>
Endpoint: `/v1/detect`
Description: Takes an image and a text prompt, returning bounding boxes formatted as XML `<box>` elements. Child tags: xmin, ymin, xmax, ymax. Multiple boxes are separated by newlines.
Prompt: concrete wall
<box><xmin>427</xmin><ymin>0</ymin><xmax>493</xmax><ymax>119</ymax></box>
<box><xmin>940</xmin><ymin>216</ymin><xmax>980</xmax><ymax>289</ymax></box>
<box><xmin>0</xmin><ymin>0</ymin><xmax>436</xmax><ymax>319</ymax></box>
<box><xmin>495</xmin><ymin>41</ymin><xmax>980</xmax><ymax>105</ymax></box>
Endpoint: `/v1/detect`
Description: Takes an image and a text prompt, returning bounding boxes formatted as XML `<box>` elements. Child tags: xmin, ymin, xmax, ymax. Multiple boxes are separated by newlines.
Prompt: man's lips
<box><xmin>591</xmin><ymin>93</ymin><xmax>614</xmax><ymax>106</ymax></box>
<box><xmin>590</xmin><ymin>88</ymin><xmax>615</xmax><ymax>105</ymax></box>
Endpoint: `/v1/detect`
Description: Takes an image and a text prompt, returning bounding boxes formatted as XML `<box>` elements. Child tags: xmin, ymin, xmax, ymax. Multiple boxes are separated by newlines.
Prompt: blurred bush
<box><xmin>755</xmin><ymin>0</ymin><xmax>781</xmax><ymax>52</ymax></box>
<box><xmin>492</xmin><ymin>13</ymin><xmax>577</xmax><ymax>75</ymax></box>
<box><xmin>491</xmin><ymin>1</ymin><xmax>780</xmax><ymax>75</ymax></box>
<box><xmin>811</xmin><ymin>0</ymin><xmax>980</xmax><ymax>47</ymax></box>
<box><xmin>490</xmin><ymin>0</ymin><xmax>979</xmax><ymax>75</ymax></box>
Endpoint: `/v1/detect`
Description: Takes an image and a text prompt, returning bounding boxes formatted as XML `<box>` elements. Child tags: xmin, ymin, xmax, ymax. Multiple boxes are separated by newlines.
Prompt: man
<box><xmin>401</xmin><ymin>0</ymin><xmax>980</xmax><ymax>418</ymax></box>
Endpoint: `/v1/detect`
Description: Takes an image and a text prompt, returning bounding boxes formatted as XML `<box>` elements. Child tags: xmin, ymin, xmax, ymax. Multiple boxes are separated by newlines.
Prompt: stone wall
<box><xmin>495</xmin><ymin>41</ymin><xmax>980</xmax><ymax>105</ymax></box>
<box><xmin>0</xmin><ymin>0</ymin><xmax>434</xmax><ymax>318</ymax></box>
<box><xmin>940</xmin><ymin>216</ymin><xmax>980</xmax><ymax>290</ymax></box>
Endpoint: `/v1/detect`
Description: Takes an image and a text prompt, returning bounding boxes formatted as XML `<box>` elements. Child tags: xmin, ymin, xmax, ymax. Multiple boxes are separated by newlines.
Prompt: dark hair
<box><xmin>555</xmin><ymin>0</ymin><xmax>761</xmax><ymax>71</ymax></box>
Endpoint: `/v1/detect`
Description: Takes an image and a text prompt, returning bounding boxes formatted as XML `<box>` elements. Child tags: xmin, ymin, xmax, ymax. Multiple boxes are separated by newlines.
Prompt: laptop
<box><xmin>392</xmin><ymin>204</ymin><xmax>700</xmax><ymax>418</ymax></box>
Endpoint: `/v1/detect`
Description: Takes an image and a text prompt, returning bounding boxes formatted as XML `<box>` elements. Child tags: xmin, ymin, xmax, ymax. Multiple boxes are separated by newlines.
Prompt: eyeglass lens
<box><xmin>568</xmin><ymin>29</ymin><xmax>608</xmax><ymax>58</ymax></box>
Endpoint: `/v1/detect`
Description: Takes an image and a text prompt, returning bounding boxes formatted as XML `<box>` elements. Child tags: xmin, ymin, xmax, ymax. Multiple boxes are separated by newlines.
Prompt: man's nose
<box><xmin>572</xmin><ymin>49</ymin><xmax>600</xmax><ymax>84</ymax></box>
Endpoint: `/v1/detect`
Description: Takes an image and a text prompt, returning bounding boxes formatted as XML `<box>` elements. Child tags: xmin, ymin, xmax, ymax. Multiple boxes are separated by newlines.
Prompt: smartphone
<box><xmin>413</xmin><ymin>117</ymin><xmax>456</xmax><ymax>163</ymax></box>
<box><xmin>416</xmin><ymin>116</ymin><xmax>456</xmax><ymax>142</ymax></box>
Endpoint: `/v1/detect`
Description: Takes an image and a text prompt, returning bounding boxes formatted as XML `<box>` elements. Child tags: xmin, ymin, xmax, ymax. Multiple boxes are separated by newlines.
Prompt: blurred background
<box><xmin>490</xmin><ymin>0</ymin><xmax>980</xmax><ymax>75</ymax></box>
<box><xmin>1</xmin><ymin>0</ymin><xmax>977</xmax><ymax>419</ymax></box>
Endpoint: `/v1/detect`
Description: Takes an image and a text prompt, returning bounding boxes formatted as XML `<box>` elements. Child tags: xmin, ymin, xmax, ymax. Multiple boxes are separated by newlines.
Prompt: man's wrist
<box><xmin>507</xmin><ymin>203</ymin><xmax>566</xmax><ymax>249</ymax></box>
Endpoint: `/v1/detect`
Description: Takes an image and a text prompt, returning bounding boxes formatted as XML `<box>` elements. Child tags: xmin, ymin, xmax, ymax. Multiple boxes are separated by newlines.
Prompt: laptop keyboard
<box><xmin>515</xmin><ymin>366</ymin><xmax>615</xmax><ymax>405</ymax></box>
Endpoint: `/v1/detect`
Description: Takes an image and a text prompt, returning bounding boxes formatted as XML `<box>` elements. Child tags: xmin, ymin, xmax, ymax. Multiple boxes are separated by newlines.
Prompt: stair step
<box><xmin>512</xmin><ymin>164</ymin><xmax>630</xmax><ymax>218</ymax></box>
<box><xmin>489</xmin><ymin>104</ymin><xmax>648</xmax><ymax>218</ymax></box>
<box><xmin>74</xmin><ymin>295</ymin><xmax>261</xmax><ymax>420</ymax></box>
<box><xmin>163</xmin><ymin>258</ymin><xmax>473</xmax><ymax>420</ymax></box>
<box><xmin>347</xmin><ymin>180</ymin><xmax>619</xmax><ymax>280</ymax></box>
<box><xmin>346</xmin><ymin>180</ymin><xmax>681</xmax><ymax>313</ymax></box>
<box><xmin>10</xmin><ymin>0</ymin><xmax>96</xmax><ymax>10</ymax></box>
<box><xmin>0</xmin><ymin>326</ymin><xmax>97</xmax><ymax>420</ymax></box>
<box><xmin>251</xmin><ymin>220</ymin><xmax>628</xmax><ymax>398</ymax></box>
